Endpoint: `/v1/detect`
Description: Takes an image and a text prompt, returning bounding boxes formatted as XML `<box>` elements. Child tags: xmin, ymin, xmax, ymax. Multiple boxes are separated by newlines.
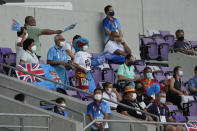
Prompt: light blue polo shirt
<box><xmin>87</xmin><ymin>100</ymin><xmax>111</xmax><ymax>130</ymax></box>
<box><xmin>47</xmin><ymin>45</ymin><xmax>69</xmax><ymax>87</ymax></box>
<box><xmin>103</xmin><ymin>17</ymin><xmax>121</xmax><ymax>43</ymax></box>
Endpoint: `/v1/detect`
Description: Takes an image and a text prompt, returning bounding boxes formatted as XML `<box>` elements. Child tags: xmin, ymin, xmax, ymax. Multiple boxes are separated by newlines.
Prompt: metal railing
<box><xmin>82</xmin><ymin>119</ymin><xmax>186</xmax><ymax>131</ymax></box>
<box><xmin>0</xmin><ymin>63</ymin><xmax>160</xmax><ymax>126</ymax></box>
<box><xmin>0</xmin><ymin>84</ymin><xmax>86</xmax><ymax>126</ymax></box>
<box><xmin>0</xmin><ymin>113</ymin><xmax>50</xmax><ymax>131</ymax></box>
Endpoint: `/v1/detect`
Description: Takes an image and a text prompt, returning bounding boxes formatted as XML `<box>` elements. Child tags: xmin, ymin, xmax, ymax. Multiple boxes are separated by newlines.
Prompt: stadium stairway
<box><xmin>0</xmin><ymin>74</ymin><xmax>156</xmax><ymax>131</ymax></box>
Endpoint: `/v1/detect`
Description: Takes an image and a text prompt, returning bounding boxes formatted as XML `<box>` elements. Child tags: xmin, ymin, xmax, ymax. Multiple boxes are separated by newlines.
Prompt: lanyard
<box><xmin>27</xmin><ymin>51</ymin><xmax>37</xmax><ymax>61</ymax></box>
<box><xmin>124</xmin><ymin>64</ymin><xmax>130</xmax><ymax>74</ymax></box>
<box><xmin>94</xmin><ymin>101</ymin><xmax>103</xmax><ymax>114</ymax></box>
<box><xmin>56</xmin><ymin>48</ymin><xmax>64</xmax><ymax>60</ymax></box>
<box><xmin>156</xmin><ymin>103</ymin><xmax>165</xmax><ymax>116</ymax></box>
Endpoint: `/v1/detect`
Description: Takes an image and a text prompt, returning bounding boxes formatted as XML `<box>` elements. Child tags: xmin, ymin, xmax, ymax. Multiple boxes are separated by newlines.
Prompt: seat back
<box><xmin>159</xmin><ymin>30</ymin><xmax>171</xmax><ymax>37</ymax></box>
<box><xmin>91</xmin><ymin>68</ymin><xmax>102</xmax><ymax>86</ymax></box>
<box><xmin>103</xmin><ymin>68</ymin><xmax>115</xmax><ymax>84</ymax></box>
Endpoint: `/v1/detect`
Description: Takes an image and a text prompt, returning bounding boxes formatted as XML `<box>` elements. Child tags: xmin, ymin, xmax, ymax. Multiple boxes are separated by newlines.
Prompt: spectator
<box><xmin>117</xmin><ymin>54</ymin><xmax>138</xmax><ymax>88</ymax></box>
<box><xmin>167</xmin><ymin>66</ymin><xmax>188</xmax><ymax>109</ymax></box>
<box><xmin>135</xmin><ymin>81</ymin><xmax>152</xmax><ymax>109</ymax></box>
<box><xmin>189</xmin><ymin>65</ymin><xmax>197</xmax><ymax>96</ymax></box>
<box><xmin>87</xmin><ymin>88</ymin><xmax>111</xmax><ymax>131</ymax></box>
<box><xmin>140</xmin><ymin>67</ymin><xmax>164</xmax><ymax>100</ymax></box>
<box><xmin>24</xmin><ymin>16</ymin><xmax>64</xmax><ymax>58</ymax></box>
<box><xmin>74</xmin><ymin>37</ymin><xmax>96</xmax><ymax>93</ymax></box>
<box><xmin>174</xmin><ymin>29</ymin><xmax>195</xmax><ymax>55</ymax></box>
<box><xmin>63</xmin><ymin>35</ymin><xmax>81</xmax><ymax>61</ymax></box>
<box><xmin>54</xmin><ymin>97</ymin><xmax>68</xmax><ymax>118</ymax></box>
<box><xmin>102</xmin><ymin>82</ymin><xmax>122</xmax><ymax>110</ymax></box>
<box><xmin>15</xmin><ymin>27</ymin><xmax>28</xmax><ymax>65</ymax></box>
<box><xmin>147</xmin><ymin>91</ymin><xmax>185</xmax><ymax>131</ymax></box>
<box><xmin>19</xmin><ymin>38</ymin><xmax>39</xmax><ymax>64</ymax></box>
<box><xmin>104</xmin><ymin>31</ymin><xmax>131</xmax><ymax>63</ymax></box>
<box><xmin>47</xmin><ymin>35</ymin><xmax>70</xmax><ymax>90</ymax></box>
<box><xmin>103</xmin><ymin>5</ymin><xmax>122</xmax><ymax>43</ymax></box>
<box><xmin>117</xmin><ymin>86</ymin><xmax>152</xmax><ymax>121</ymax></box>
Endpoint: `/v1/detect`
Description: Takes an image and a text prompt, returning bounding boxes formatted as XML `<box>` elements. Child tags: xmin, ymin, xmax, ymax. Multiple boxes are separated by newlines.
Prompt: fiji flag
<box><xmin>185</xmin><ymin>122</ymin><xmax>197</xmax><ymax>131</ymax></box>
<box><xmin>16</xmin><ymin>64</ymin><xmax>64</xmax><ymax>90</ymax></box>
<box><xmin>11</xmin><ymin>19</ymin><xmax>21</xmax><ymax>32</ymax></box>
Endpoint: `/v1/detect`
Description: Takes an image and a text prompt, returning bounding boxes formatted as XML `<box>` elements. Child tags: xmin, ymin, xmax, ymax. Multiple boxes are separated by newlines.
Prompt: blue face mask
<box><xmin>160</xmin><ymin>97</ymin><xmax>166</xmax><ymax>104</ymax></box>
<box><xmin>146</xmin><ymin>73</ymin><xmax>153</xmax><ymax>79</ymax></box>
<box><xmin>109</xmin><ymin>11</ymin><xmax>115</xmax><ymax>16</ymax></box>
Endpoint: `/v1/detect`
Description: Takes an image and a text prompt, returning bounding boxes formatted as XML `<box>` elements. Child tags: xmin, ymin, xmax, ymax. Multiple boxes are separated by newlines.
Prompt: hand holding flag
<box><xmin>11</xmin><ymin>19</ymin><xmax>21</xmax><ymax>32</ymax></box>
<box><xmin>63</xmin><ymin>22</ymin><xmax>77</xmax><ymax>32</ymax></box>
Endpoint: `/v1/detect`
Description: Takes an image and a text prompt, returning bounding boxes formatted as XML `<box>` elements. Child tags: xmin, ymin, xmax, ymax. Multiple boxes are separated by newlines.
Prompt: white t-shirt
<box><xmin>104</xmin><ymin>40</ymin><xmax>125</xmax><ymax>54</ymax></box>
<box><xmin>74</xmin><ymin>51</ymin><xmax>91</xmax><ymax>70</ymax></box>
<box><xmin>103</xmin><ymin>92</ymin><xmax>118</xmax><ymax>108</ymax></box>
<box><xmin>15</xmin><ymin>37</ymin><xmax>24</xmax><ymax>65</ymax></box>
<box><xmin>63</xmin><ymin>42</ymin><xmax>75</xmax><ymax>60</ymax></box>
<box><xmin>20</xmin><ymin>50</ymin><xmax>39</xmax><ymax>64</ymax></box>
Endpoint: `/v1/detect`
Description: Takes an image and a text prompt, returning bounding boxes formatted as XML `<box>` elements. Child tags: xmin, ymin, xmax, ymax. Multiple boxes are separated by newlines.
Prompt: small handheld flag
<box><xmin>11</xmin><ymin>19</ymin><xmax>21</xmax><ymax>32</ymax></box>
<box><xmin>63</xmin><ymin>22</ymin><xmax>77</xmax><ymax>32</ymax></box>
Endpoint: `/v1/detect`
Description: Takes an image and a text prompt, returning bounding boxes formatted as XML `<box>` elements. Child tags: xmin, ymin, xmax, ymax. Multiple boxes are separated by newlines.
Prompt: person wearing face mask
<box><xmin>189</xmin><ymin>65</ymin><xmax>197</xmax><ymax>96</ymax></box>
<box><xmin>104</xmin><ymin>31</ymin><xmax>131</xmax><ymax>64</ymax></box>
<box><xmin>117</xmin><ymin>54</ymin><xmax>139</xmax><ymax>90</ymax></box>
<box><xmin>87</xmin><ymin>88</ymin><xmax>111</xmax><ymax>131</ymax></box>
<box><xmin>147</xmin><ymin>91</ymin><xmax>185</xmax><ymax>131</ymax></box>
<box><xmin>15</xmin><ymin>27</ymin><xmax>28</xmax><ymax>65</ymax></box>
<box><xmin>140</xmin><ymin>67</ymin><xmax>164</xmax><ymax>100</ymax></box>
<box><xmin>19</xmin><ymin>38</ymin><xmax>39</xmax><ymax>64</ymax></box>
<box><xmin>102</xmin><ymin>82</ymin><xmax>122</xmax><ymax>110</ymax></box>
<box><xmin>74</xmin><ymin>37</ymin><xmax>96</xmax><ymax>93</ymax></box>
<box><xmin>174</xmin><ymin>29</ymin><xmax>196</xmax><ymax>55</ymax></box>
<box><xmin>47</xmin><ymin>35</ymin><xmax>70</xmax><ymax>91</ymax></box>
<box><xmin>103</xmin><ymin>5</ymin><xmax>122</xmax><ymax>43</ymax></box>
<box><xmin>168</xmin><ymin>66</ymin><xmax>188</xmax><ymax>109</ymax></box>
<box><xmin>54</xmin><ymin>97</ymin><xmax>68</xmax><ymax>118</ymax></box>
<box><xmin>117</xmin><ymin>86</ymin><xmax>152</xmax><ymax>120</ymax></box>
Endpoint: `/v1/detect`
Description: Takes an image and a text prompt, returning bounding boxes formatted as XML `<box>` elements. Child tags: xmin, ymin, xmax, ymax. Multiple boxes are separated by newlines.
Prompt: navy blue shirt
<box><xmin>174</xmin><ymin>40</ymin><xmax>192</xmax><ymax>50</ymax></box>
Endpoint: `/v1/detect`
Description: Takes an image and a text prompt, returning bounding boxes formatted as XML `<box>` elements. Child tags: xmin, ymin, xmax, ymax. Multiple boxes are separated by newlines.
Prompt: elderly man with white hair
<box><xmin>47</xmin><ymin>34</ymin><xmax>70</xmax><ymax>93</ymax></box>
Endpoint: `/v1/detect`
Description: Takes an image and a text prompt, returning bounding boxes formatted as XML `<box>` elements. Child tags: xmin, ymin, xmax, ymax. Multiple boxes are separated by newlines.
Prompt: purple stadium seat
<box><xmin>98</xmin><ymin>82</ymin><xmax>104</xmax><ymax>89</ymax></box>
<box><xmin>160</xmin><ymin>67</ymin><xmax>173</xmax><ymax>76</ymax></box>
<box><xmin>110</xmin><ymin>64</ymin><xmax>119</xmax><ymax>72</ymax></box>
<box><xmin>154</xmin><ymin>38</ymin><xmax>169</xmax><ymax>61</ymax></box>
<box><xmin>140</xmin><ymin>37</ymin><xmax>158</xmax><ymax>60</ymax></box>
<box><xmin>91</xmin><ymin>53</ymin><xmax>99</xmax><ymax>59</ymax></box>
<box><xmin>4</xmin><ymin>53</ymin><xmax>16</xmax><ymax>66</ymax></box>
<box><xmin>0</xmin><ymin>48</ymin><xmax>12</xmax><ymax>57</ymax></box>
<box><xmin>103</xmin><ymin>68</ymin><xmax>115</xmax><ymax>84</ymax></box>
<box><xmin>134</xmin><ymin>59</ymin><xmax>146</xmax><ymax>66</ymax></box>
<box><xmin>66</xmin><ymin>90</ymin><xmax>77</xmax><ymax>96</ymax></box>
<box><xmin>189</xmin><ymin>101</ymin><xmax>197</xmax><ymax>116</ymax></box>
<box><xmin>153</xmin><ymin>70</ymin><xmax>164</xmax><ymax>77</ymax></box>
<box><xmin>182</xmin><ymin>77</ymin><xmax>190</xmax><ymax>85</ymax></box>
<box><xmin>91</xmin><ymin>68</ymin><xmax>102</xmax><ymax>86</ymax></box>
<box><xmin>77</xmin><ymin>92</ymin><xmax>93</xmax><ymax>101</ymax></box>
<box><xmin>187</xmin><ymin>116</ymin><xmax>197</xmax><ymax>121</ymax></box>
<box><xmin>172</xmin><ymin>115</ymin><xmax>186</xmax><ymax>122</ymax></box>
<box><xmin>189</xmin><ymin>41</ymin><xmax>197</xmax><ymax>50</ymax></box>
<box><xmin>67</xmin><ymin>70</ymin><xmax>75</xmax><ymax>78</ymax></box>
<box><xmin>154</xmin><ymin>75</ymin><xmax>165</xmax><ymax>83</ymax></box>
<box><xmin>159</xmin><ymin>30</ymin><xmax>175</xmax><ymax>47</ymax></box>
<box><xmin>159</xmin><ymin>30</ymin><xmax>171</xmax><ymax>37</ymax></box>
<box><xmin>167</xmin><ymin>105</ymin><xmax>183</xmax><ymax>116</ymax></box>
<box><xmin>135</xmin><ymin>65</ymin><xmax>146</xmax><ymax>73</ymax></box>
<box><xmin>135</xmin><ymin>71</ymin><xmax>141</xmax><ymax>78</ymax></box>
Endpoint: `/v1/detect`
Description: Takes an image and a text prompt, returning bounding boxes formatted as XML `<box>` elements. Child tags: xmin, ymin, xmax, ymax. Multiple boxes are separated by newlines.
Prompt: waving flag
<box><xmin>91</xmin><ymin>51</ymin><xmax>109</xmax><ymax>67</ymax></box>
<box><xmin>16</xmin><ymin>64</ymin><xmax>64</xmax><ymax>90</ymax></box>
<box><xmin>63</xmin><ymin>22</ymin><xmax>77</xmax><ymax>32</ymax></box>
<box><xmin>11</xmin><ymin>19</ymin><xmax>21</xmax><ymax>32</ymax></box>
<box><xmin>185</xmin><ymin>122</ymin><xmax>197</xmax><ymax>131</ymax></box>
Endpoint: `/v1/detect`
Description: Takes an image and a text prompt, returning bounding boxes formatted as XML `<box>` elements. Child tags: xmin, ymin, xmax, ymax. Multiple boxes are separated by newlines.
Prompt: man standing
<box><xmin>103</xmin><ymin>5</ymin><xmax>122</xmax><ymax>43</ymax></box>
<box><xmin>47</xmin><ymin>35</ymin><xmax>70</xmax><ymax>92</ymax></box>
<box><xmin>25</xmin><ymin>16</ymin><xmax>63</xmax><ymax>58</ymax></box>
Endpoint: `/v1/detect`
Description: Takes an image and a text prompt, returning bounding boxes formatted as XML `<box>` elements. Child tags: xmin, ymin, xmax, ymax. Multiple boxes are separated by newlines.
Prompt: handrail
<box><xmin>0</xmin><ymin>84</ymin><xmax>86</xmax><ymax>126</ymax></box>
<box><xmin>173</xmin><ymin>48</ymin><xmax>197</xmax><ymax>56</ymax></box>
<box><xmin>82</xmin><ymin>119</ymin><xmax>186</xmax><ymax>131</ymax></box>
<box><xmin>0</xmin><ymin>113</ymin><xmax>50</xmax><ymax>131</ymax></box>
<box><xmin>0</xmin><ymin>63</ymin><xmax>160</xmax><ymax>122</ymax></box>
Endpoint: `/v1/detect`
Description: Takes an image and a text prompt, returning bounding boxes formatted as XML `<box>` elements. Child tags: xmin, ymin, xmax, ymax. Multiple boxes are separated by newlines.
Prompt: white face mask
<box><xmin>31</xmin><ymin>45</ymin><xmax>36</xmax><ymax>52</ymax></box>
<box><xmin>94</xmin><ymin>94</ymin><xmax>102</xmax><ymax>101</ymax></box>
<box><xmin>132</xmin><ymin>93</ymin><xmax>137</xmax><ymax>100</ymax></box>
<box><xmin>83</xmin><ymin>45</ymin><xmax>88</xmax><ymax>51</ymax></box>
<box><xmin>60</xmin><ymin>103</ymin><xmax>66</xmax><ymax>110</ymax></box>
<box><xmin>60</xmin><ymin>41</ymin><xmax>65</xmax><ymax>47</ymax></box>
<box><xmin>25</xmin><ymin>33</ymin><xmax>28</xmax><ymax>39</ymax></box>
<box><xmin>107</xmin><ymin>88</ymin><xmax>113</xmax><ymax>94</ymax></box>
<box><xmin>178</xmin><ymin>71</ymin><xmax>183</xmax><ymax>77</ymax></box>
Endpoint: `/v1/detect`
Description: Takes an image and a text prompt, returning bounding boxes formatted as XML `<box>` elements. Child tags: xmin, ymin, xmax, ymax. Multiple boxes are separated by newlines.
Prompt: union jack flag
<box><xmin>11</xmin><ymin>19</ymin><xmax>21</xmax><ymax>32</ymax></box>
<box><xmin>16</xmin><ymin>64</ymin><xmax>45</xmax><ymax>83</ymax></box>
<box><xmin>185</xmin><ymin>122</ymin><xmax>197</xmax><ymax>131</ymax></box>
